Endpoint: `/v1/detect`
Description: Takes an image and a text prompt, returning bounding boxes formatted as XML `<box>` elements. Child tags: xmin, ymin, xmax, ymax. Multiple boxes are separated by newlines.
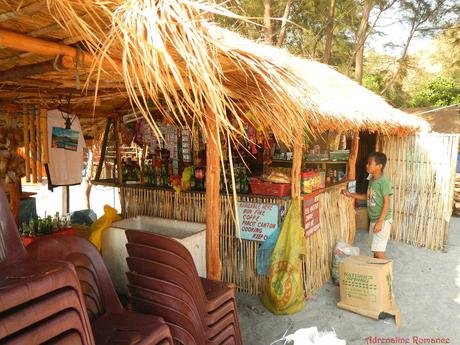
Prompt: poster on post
<box><xmin>303</xmin><ymin>193</ymin><xmax>320</xmax><ymax>238</ymax></box>
<box><xmin>236</xmin><ymin>201</ymin><xmax>279</xmax><ymax>241</ymax></box>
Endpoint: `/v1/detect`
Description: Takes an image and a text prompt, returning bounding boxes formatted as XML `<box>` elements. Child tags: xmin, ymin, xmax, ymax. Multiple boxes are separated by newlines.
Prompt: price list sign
<box><xmin>303</xmin><ymin>193</ymin><xmax>320</xmax><ymax>238</ymax></box>
<box><xmin>236</xmin><ymin>202</ymin><xmax>279</xmax><ymax>241</ymax></box>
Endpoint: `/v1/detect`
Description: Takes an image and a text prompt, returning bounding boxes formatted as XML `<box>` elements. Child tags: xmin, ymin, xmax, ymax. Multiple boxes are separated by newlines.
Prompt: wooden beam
<box><xmin>0</xmin><ymin>59</ymin><xmax>66</xmax><ymax>81</ymax></box>
<box><xmin>0</xmin><ymin>28</ymin><xmax>122</xmax><ymax>71</ymax></box>
<box><xmin>205</xmin><ymin>107</ymin><xmax>222</xmax><ymax>280</ymax></box>
<box><xmin>10</xmin><ymin>78</ymin><xmax>62</xmax><ymax>88</ymax></box>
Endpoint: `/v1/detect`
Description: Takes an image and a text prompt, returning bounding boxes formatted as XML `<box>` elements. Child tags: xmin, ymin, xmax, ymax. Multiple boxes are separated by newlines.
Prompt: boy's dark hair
<box><xmin>369</xmin><ymin>151</ymin><xmax>387</xmax><ymax>170</ymax></box>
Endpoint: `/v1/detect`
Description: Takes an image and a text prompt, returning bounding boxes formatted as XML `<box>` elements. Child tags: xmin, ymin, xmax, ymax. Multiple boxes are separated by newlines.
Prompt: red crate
<box><xmin>21</xmin><ymin>227</ymin><xmax>77</xmax><ymax>247</ymax></box>
<box><xmin>249</xmin><ymin>178</ymin><xmax>291</xmax><ymax>197</ymax></box>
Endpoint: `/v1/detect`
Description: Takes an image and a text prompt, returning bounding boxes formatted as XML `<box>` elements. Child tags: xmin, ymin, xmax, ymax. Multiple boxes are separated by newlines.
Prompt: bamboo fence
<box><xmin>381</xmin><ymin>133</ymin><xmax>459</xmax><ymax>251</ymax></box>
<box><xmin>122</xmin><ymin>183</ymin><xmax>354</xmax><ymax>297</ymax></box>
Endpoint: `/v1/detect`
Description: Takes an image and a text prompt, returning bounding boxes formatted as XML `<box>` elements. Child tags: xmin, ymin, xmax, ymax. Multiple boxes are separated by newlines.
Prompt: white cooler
<box><xmin>101</xmin><ymin>216</ymin><xmax>206</xmax><ymax>296</ymax></box>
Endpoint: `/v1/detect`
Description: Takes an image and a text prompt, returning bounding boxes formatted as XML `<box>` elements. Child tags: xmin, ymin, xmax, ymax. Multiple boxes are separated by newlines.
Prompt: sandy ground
<box><xmin>237</xmin><ymin>217</ymin><xmax>460</xmax><ymax>345</ymax></box>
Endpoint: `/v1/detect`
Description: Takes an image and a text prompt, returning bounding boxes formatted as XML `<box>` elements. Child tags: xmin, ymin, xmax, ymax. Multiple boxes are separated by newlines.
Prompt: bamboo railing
<box><xmin>121</xmin><ymin>183</ymin><xmax>354</xmax><ymax>296</ymax></box>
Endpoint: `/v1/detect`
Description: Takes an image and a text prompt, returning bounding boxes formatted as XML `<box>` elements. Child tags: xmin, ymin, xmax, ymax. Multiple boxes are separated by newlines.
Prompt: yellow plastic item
<box><xmin>89</xmin><ymin>205</ymin><xmax>121</xmax><ymax>251</ymax></box>
<box><xmin>261</xmin><ymin>199</ymin><xmax>305</xmax><ymax>314</ymax></box>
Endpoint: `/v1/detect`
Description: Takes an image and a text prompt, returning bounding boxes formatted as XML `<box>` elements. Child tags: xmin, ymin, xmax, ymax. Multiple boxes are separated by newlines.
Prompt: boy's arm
<box><xmin>373</xmin><ymin>195</ymin><xmax>390</xmax><ymax>233</ymax></box>
<box><xmin>341</xmin><ymin>190</ymin><xmax>367</xmax><ymax>200</ymax></box>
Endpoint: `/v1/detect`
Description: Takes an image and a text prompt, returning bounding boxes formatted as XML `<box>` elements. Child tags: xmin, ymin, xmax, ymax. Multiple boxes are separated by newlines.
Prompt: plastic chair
<box><xmin>0</xmin><ymin>288</ymin><xmax>90</xmax><ymax>339</ymax></box>
<box><xmin>125</xmin><ymin>245</ymin><xmax>239</xmax><ymax>327</ymax></box>
<box><xmin>125</xmin><ymin>231</ymin><xmax>237</xmax><ymax>311</ymax></box>
<box><xmin>2</xmin><ymin>309</ymin><xmax>88</xmax><ymax>345</ymax></box>
<box><xmin>0</xmin><ymin>187</ymin><xmax>94</xmax><ymax>345</ymax></box>
<box><xmin>27</xmin><ymin>236</ymin><xmax>173</xmax><ymax>345</ymax></box>
<box><xmin>125</xmin><ymin>236</ymin><xmax>242</xmax><ymax>344</ymax></box>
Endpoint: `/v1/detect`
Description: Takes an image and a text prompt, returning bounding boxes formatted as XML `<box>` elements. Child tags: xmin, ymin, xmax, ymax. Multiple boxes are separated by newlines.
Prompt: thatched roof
<box><xmin>404</xmin><ymin>106</ymin><xmax>460</xmax><ymax>134</ymax></box>
<box><xmin>0</xmin><ymin>0</ymin><xmax>430</xmax><ymax>145</ymax></box>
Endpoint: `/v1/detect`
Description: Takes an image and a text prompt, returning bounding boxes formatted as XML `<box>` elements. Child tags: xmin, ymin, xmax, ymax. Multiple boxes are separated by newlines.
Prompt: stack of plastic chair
<box><xmin>125</xmin><ymin>229</ymin><xmax>243</xmax><ymax>345</ymax></box>
<box><xmin>0</xmin><ymin>187</ymin><xmax>94</xmax><ymax>345</ymax></box>
<box><xmin>27</xmin><ymin>235</ymin><xmax>174</xmax><ymax>345</ymax></box>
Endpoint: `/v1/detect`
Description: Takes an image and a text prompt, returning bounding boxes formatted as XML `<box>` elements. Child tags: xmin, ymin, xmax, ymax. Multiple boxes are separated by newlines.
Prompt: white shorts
<box><xmin>369</xmin><ymin>220</ymin><xmax>392</xmax><ymax>252</ymax></box>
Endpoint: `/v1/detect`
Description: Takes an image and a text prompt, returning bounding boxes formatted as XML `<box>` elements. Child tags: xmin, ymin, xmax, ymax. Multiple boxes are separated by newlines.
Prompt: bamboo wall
<box><xmin>381</xmin><ymin>133</ymin><xmax>459</xmax><ymax>251</ymax></box>
<box><xmin>121</xmin><ymin>183</ymin><xmax>354</xmax><ymax>296</ymax></box>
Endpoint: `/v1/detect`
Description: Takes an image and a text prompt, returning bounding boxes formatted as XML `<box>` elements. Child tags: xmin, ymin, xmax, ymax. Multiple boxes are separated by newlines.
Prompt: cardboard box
<box><xmin>337</xmin><ymin>256</ymin><xmax>401</xmax><ymax>327</ymax></box>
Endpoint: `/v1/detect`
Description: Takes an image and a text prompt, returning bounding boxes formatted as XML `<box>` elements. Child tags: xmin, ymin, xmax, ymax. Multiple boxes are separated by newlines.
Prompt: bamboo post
<box><xmin>23</xmin><ymin>106</ymin><xmax>30</xmax><ymax>182</ymax></box>
<box><xmin>29</xmin><ymin>106</ymin><xmax>37</xmax><ymax>183</ymax></box>
<box><xmin>114</xmin><ymin>116</ymin><xmax>125</xmax><ymax>215</ymax></box>
<box><xmin>140</xmin><ymin>144</ymin><xmax>147</xmax><ymax>186</ymax></box>
<box><xmin>40</xmin><ymin>108</ymin><xmax>49</xmax><ymax>165</ymax></box>
<box><xmin>36</xmin><ymin>109</ymin><xmax>42</xmax><ymax>183</ymax></box>
<box><xmin>291</xmin><ymin>130</ymin><xmax>303</xmax><ymax>204</ymax></box>
<box><xmin>205</xmin><ymin>108</ymin><xmax>222</xmax><ymax>280</ymax></box>
<box><xmin>348</xmin><ymin>131</ymin><xmax>360</xmax><ymax>181</ymax></box>
<box><xmin>62</xmin><ymin>186</ymin><xmax>69</xmax><ymax>215</ymax></box>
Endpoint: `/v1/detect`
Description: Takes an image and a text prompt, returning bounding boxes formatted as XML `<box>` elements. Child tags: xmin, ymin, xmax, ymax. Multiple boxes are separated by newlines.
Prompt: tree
<box><xmin>354</xmin><ymin>0</ymin><xmax>372</xmax><ymax>83</ymax></box>
<box><xmin>381</xmin><ymin>0</ymin><xmax>459</xmax><ymax>95</ymax></box>
<box><xmin>409</xmin><ymin>77</ymin><xmax>460</xmax><ymax>107</ymax></box>
<box><xmin>322</xmin><ymin>0</ymin><xmax>336</xmax><ymax>63</ymax></box>
<box><xmin>264</xmin><ymin>0</ymin><xmax>274</xmax><ymax>44</ymax></box>
<box><xmin>276</xmin><ymin>0</ymin><xmax>295</xmax><ymax>47</ymax></box>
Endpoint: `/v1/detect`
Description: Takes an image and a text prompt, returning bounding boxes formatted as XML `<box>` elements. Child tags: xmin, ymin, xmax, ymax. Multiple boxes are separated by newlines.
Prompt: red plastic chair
<box><xmin>125</xmin><ymin>245</ymin><xmax>239</xmax><ymax>328</ymax></box>
<box><xmin>125</xmin><ymin>231</ymin><xmax>242</xmax><ymax>345</ymax></box>
<box><xmin>2</xmin><ymin>309</ymin><xmax>88</xmax><ymax>345</ymax></box>
<box><xmin>0</xmin><ymin>288</ymin><xmax>90</xmax><ymax>339</ymax></box>
<box><xmin>27</xmin><ymin>236</ymin><xmax>173</xmax><ymax>345</ymax></box>
<box><xmin>0</xmin><ymin>187</ymin><xmax>94</xmax><ymax>345</ymax></box>
<box><xmin>125</xmin><ymin>231</ymin><xmax>238</xmax><ymax>312</ymax></box>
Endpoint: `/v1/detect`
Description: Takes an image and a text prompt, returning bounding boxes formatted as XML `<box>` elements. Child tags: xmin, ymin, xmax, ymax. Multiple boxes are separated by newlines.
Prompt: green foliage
<box><xmin>409</xmin><ymin>77</ymin><xmax>460</xmax><ymax>107</ymax></box>
<box><xmin>214</xmin><ymin>0</ymin><xmax>459</xmax><ymax>107</ymax></box>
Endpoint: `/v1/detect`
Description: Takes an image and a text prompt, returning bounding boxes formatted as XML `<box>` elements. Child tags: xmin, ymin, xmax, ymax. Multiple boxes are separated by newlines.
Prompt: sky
<box><xmin>367</xmin><ymin>6</ymin><xmax>432</xmax><ymax>57</ymax></box>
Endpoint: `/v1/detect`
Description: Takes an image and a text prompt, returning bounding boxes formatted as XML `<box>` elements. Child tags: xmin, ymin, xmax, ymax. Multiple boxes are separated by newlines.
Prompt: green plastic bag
<box><xmin>261</xmin><ymin>200</ymin><xmax>305</xmax><ymax>314</ymax></box>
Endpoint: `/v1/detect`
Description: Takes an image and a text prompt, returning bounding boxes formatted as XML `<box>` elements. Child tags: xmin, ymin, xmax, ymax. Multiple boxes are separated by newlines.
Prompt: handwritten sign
<box><xmin>236</xmin><ymin>202</ymin><xmax>279</xmax><ymax>241</ymax></box>
<box><xmin>303</xmin><ymin>193</ymin><xmax>320</xmax><ymax>238</ymax></box>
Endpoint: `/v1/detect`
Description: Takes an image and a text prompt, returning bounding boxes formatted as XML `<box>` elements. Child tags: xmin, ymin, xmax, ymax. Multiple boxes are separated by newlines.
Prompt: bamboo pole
<box><xmin>114</xmin><ymin>116</ymin><xmax>125</xmax><ymax>215</ymax></box>
<box><xmin>29</xmin><ymin>106</ymin><xmax>37</xmax><ymax>183</ymax></box>
<box><xmin>0</xmin><ymin>28</ymin><xmax>120</xmax><ymax>71</ymax></box>
<box><xmin>23</xmin><ymin>106</ymin><xmax>30</xmax><ymax>182</ymax></box>
<box><xmin>205</xmin><ymin>108</ymin><xmax>222</xmax><ymax>280</ymax></box>
<box><xmin>36</xmin><ymin>109</ymin><xmax>42</xmax><ymax>183</ymax></box>
<box><xmin>348</xmin><ymin>132</ymin><xmax>360</xmax><ymax>180</ymax></box>
<box><xmin>140</xmin><ymin>144</ymin><xmax>147</xmax><ymax>186</ymax></box>
<box><xmin>291</xmin><ymin>130</ymin><xmax>303</xmax><ymax>202</ymax></box>
<box><xmin>40</xmin><ymin>108</ymin><xmax>49</xmax><ymax>165</ymax></box>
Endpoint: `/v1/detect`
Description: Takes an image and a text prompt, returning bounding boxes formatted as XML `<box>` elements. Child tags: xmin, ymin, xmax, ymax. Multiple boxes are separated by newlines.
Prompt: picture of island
<box><xmin>51</xmin><ymin>127</ymin><xmax>79</xmax><ymax>151</ymax></box>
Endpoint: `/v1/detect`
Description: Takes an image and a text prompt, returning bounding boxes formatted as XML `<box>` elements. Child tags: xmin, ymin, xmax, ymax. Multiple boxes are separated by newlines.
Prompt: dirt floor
<box><xmin>237</xmin><ymin>216</ymin><xmax>460</xmax><ymax>345</ymax></box>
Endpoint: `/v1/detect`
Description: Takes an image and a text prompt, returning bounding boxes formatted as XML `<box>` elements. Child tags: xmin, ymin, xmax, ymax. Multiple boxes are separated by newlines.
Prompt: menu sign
<box><xmin>303</xmin><ymin>193</ymin><xmax>320</xmax><ymax>238</ymax></box>
<box><xmin>236</xmin><ymin>202</ymin><xmax>279</xmax><ymax>241</ymax></box>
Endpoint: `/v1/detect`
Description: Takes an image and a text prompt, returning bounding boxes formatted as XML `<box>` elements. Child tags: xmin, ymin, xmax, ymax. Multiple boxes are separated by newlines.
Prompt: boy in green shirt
<box><xmin>342</xmin><ymin>152</ymin><xmax>393</xmax><ymax>259</ymax></box>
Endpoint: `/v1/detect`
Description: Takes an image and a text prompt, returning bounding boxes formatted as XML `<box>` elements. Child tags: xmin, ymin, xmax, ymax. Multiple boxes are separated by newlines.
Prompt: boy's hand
<box><xmin>341</xmin><ymin>189</ymin><xmax>351</xmax><ymax>197</ymax></box>
<box><xmin>373</xmin><ymin>220</ymin><xmax>383</xmax><ymax>233</ymax></box>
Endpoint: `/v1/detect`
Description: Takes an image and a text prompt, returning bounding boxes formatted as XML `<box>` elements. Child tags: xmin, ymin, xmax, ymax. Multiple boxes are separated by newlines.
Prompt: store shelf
<box><xmin>304</xmin><ymin>160</ymin><xmax>348</xmax><ymax>164</ymax></box>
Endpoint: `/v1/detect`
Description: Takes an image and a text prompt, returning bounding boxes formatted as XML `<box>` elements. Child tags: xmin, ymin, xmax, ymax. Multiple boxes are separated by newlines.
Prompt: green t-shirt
<box><xmin>367</xmin><ymin>175</ymin><xmax>393</xmax><ymax>221</ymax></box>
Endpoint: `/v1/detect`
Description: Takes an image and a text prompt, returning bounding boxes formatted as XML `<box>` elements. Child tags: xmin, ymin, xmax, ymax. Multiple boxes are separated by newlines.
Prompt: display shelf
<box><xmin>304</xmin><ymin>160</ymin><xmax>348</xmax><ymax>164</ymax></box>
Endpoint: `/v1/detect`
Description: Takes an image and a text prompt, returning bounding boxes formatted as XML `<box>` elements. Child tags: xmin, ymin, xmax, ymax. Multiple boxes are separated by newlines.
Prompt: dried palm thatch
<box><xmin>42</xmin><ymin>0</ymin><xmax>429</xmax><ymax>148</ymax></box>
